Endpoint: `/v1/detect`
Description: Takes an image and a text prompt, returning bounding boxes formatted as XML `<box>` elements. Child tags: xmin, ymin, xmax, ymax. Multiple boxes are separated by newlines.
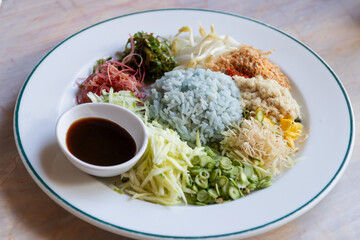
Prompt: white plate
<box><xmin>14</xmin><ymin>9</ymin><xmax>354</xmax><ymax>239</ymax></box>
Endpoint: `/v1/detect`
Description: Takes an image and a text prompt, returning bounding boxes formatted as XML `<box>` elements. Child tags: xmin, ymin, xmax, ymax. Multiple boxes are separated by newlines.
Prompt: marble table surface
<box><xmin>1</xmin><ymin>0</ymin><xmax>359</xmax><ymax>239</ymax></box>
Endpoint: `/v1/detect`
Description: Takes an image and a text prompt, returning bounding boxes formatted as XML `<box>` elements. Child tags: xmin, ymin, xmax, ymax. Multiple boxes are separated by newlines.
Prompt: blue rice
<box><xmin>149</xmin><ymin>69</ymin><xmax>243</xmax><ymax>145</ymax></box>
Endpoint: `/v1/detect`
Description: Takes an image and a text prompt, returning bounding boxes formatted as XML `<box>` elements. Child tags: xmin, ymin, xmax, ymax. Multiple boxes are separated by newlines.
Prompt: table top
<box><xmin>1</xmin><ymin>0</ymin><xmax>359</xmax><ymax>239</ymax></box>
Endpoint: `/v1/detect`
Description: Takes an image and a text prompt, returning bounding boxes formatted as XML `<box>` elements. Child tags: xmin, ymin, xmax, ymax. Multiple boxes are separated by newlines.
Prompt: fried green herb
<box><xmin>120</xmin><ymin>31</ymin><xmax>177</xmax><ymax>84</ymax></box>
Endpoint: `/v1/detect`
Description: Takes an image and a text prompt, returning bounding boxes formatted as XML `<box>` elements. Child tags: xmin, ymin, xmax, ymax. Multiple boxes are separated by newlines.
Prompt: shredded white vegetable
<box><xmin>171</xmin><ymin>25</ymin><xmax>241</xmax><ymax>69</ymax></box>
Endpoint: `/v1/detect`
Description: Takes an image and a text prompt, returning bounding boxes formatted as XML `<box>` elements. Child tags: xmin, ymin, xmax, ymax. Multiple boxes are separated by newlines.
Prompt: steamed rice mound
<box><xmin>149</xmin><ymin>69</ymin><xmax>242</xmax><ymax>145</ymax></box>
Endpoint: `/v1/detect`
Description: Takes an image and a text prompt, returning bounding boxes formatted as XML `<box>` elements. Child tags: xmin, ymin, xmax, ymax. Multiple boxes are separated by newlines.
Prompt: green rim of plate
<box><xmin>13</xmin><ymin>8</ymin><xmax>354</xmax><ymax>239</ymax></box>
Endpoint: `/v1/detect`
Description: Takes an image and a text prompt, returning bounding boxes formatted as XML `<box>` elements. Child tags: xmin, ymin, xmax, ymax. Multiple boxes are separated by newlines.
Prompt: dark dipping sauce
<box><xmin>66</xmin><ymin>118</ymin><xmax>136</xmax><ymax>166</ymax></box>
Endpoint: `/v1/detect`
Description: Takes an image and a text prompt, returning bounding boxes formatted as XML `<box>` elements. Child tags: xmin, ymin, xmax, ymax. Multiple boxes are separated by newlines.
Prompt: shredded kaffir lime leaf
<box><xmin>119</xmin><ymin>31</ymin><xmax>178</xmax><ymax>84</ymax></box>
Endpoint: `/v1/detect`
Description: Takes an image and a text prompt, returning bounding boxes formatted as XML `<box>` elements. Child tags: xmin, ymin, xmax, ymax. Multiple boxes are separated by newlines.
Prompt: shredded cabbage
<box><xmin>87</xmin><ymin>88</ymin><xmax>148</xmax><ymax>121</ymax></box>
<box><xmin>171</xmin><ymin>25</ymin><xmax>241</xmax><ymax>69</ymax></box>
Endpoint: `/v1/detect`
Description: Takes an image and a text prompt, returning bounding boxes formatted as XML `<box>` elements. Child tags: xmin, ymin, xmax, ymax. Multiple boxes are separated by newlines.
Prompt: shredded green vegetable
<box><xmin>115</xmin><ymin>121</ymin><xmax>206</xmax><ymax>205</ymax></box>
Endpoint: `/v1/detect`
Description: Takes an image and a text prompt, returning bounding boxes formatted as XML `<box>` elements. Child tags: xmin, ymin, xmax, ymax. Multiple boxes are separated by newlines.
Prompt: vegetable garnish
<box><xmin>185</xmin><ymin>144</ymin><xmax>272</xmax><ymax>205</ymax></box>
<box><xmin>116</xmin><ymin>121</ymin><xmax>206</xmax><ymax>205</ymax></box>
<box><xmin>171</xmin><ymin>25</ymin><xmax>241</xmax><ymax>69</ymax></box>
<box><xmin>78</xmin><ymin>58</ymin><xmax>144</xmax><ymax>103</ymax></box>
<box><xmin>119</xmin><ymin>32</ymin><xmax>177</xmax><ymax>84</ymax></box>
<box><xmin>88</xmin><ymin>88</ymin><xmax>148</xmax><ymax>121</ymax></box>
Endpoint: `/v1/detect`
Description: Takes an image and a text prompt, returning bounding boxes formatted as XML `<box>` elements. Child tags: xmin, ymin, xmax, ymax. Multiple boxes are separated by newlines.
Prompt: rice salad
<box><xmin>149</xmin><ymin>68</ymin><xmax>243</xmax><ymax>145</ymax></box>
<box><xmin>76</xmin><ymin>24</ymin><xmax>306</xmax><ymax>206</ymax></box>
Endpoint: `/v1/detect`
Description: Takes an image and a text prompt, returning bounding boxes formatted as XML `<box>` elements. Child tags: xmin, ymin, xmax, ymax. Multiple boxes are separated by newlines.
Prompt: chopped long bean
<box><xmin>229</xmin><ymin>186</ymin><xmax>241</xmax><ymax>200</ymax></box>
<box><xmin>218</xmin><ymin>176</ymin><xmax>228</xmax><ymax>187</ymax></box>
<box><xmin>197</xmin><ymin>190</ymin><xmax>209</xmax><ymax>202</ymax></box>
<box><xmin>199</xmin><ymin>170</ymin><xmax>210</xmax><ymax>179</ymax></box>
<box><xmin>184</xmin><ymin>144</ymin><xmax>272</xmax><ymax>205</ymax></box>
<box><xmin>195</xmin><ymin>175</ymin><xmax>208</xmax><ymax>188</ymax></box>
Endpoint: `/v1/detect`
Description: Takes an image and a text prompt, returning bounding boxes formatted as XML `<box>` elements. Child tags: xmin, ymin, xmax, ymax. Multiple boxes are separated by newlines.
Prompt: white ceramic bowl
<box><xmin>56</xmin><ymin>102</ymin><xmax>148</xmax><ymax>177</ymax></box>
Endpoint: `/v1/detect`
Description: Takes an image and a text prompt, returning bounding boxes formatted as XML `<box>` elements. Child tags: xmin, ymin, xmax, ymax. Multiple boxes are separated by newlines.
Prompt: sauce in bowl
<box><xmin>66</xmin><ymin>117</ymin><xmax>136</xmax><ymax>166</ymax></box>
<box><xmin>56</xmin><ymin>102</ymin><xmax>148</xmax><ymax>177</ymax></box>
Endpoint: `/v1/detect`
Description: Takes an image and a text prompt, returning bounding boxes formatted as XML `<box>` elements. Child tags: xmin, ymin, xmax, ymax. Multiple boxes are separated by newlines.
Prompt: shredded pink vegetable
<box><xmin>78</xmin><ymin>35</ymin><xmax>145</xmax><ymax>103</ymax></box>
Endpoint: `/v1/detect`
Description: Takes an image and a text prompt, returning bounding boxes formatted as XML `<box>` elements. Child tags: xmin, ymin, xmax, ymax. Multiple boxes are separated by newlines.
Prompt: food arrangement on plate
<box><xmin>73</xmin><ymin>24</ymin><xmax>306</xmax><ymax>206</ymax></box>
